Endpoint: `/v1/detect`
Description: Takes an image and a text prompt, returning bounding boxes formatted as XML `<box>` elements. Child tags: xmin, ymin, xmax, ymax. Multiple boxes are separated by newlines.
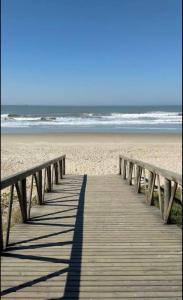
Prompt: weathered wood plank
<box><xmin>1</xmin><ymin>175</ymin><xmax>182</xmax><ymax>299</ymax></box>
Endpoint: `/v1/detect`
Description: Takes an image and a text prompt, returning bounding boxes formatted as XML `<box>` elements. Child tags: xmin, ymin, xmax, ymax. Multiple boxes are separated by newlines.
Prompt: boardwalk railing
<box><xmin>0</xmin><ymin>155</ymin><xmax>66</xmax><ymax>251</ymax></box>
<box><xmin>119</xmin><ymin>155</ymin><xmax>182</xmax><ymax>224</ymax></box>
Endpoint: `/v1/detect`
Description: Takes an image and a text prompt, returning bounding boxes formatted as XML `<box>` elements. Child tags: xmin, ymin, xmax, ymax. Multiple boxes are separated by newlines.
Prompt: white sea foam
<box><xmin>1</xmin><ymin>111</ymin><xmax>181</xmax><ymax>128</ymax></box>
<box><xmin>1</xmin><ymin>114</ymin><xmax>9</xmax><ymax>120</ymax></box>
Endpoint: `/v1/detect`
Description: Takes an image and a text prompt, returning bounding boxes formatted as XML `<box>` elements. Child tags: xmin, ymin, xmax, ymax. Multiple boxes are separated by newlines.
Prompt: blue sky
<box><xmin>1</xmin><ymin>0</ymin><xmax>182</xmax><ymax>105</ymax></box>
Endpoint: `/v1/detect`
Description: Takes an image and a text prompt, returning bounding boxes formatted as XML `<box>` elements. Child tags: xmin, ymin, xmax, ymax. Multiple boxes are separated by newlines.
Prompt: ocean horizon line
<box><xmin>2</xmin><ymin>104</ymin><xmax>182</xmax><ymax>107</ymax></box>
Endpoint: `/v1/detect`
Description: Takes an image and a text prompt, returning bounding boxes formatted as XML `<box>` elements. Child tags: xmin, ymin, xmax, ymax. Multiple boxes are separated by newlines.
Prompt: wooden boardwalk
<box><xmin>1</xmin><ymin>175</ymin><xmax>182</xmax><ymax>299</ymax></box>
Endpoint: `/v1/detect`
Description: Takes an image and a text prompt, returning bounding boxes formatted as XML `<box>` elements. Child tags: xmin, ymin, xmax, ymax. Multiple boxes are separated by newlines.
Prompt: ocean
<box><xmin>1</xmin><ymin>105</ymin><xmax>182</xmax><ymax>133</ymax></box>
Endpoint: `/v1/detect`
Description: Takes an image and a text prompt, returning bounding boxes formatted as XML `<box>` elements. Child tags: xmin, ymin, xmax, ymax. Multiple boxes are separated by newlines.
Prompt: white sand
<box><xmin>1</xmin><ymin>133</ymin><xmax>182</xmax><ymax>178</ymax></box>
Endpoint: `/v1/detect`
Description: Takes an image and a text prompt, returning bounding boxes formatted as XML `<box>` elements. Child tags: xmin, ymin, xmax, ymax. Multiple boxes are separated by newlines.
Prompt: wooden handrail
<box><xmin>1</xmin><ymin>155</ymin><xmax>66</xmax><ymax>190</ymax></box>
<box><xmin>119</xmin><ymin>155</ymin><xmax>182</xmax><ymax>185</ymax></box>
<box><xmin>0</xmin><ymin>155</ymin><xmax>66</xmax><ymax>251</ymax></box>
<box><xmin>119</xmin><ymin>155</ymin><xmax>182</xmax><ymax>224</ymax></box>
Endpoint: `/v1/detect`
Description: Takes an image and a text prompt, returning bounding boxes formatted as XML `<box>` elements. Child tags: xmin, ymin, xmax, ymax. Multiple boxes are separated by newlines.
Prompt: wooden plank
<box><xmin>1</xmin><ymin>175</ymin><xmax>182</xmax><ymax>299</ymax></box>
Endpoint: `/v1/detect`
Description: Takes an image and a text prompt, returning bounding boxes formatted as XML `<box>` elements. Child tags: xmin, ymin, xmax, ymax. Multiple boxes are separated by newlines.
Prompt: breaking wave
<box><xmin>1</xmin><ymin>111</ymin><xmax>181</xmax><ymax>128</ymax></box>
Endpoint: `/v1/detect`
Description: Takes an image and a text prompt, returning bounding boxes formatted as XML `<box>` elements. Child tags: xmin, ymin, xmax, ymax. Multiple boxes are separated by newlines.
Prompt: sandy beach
<box><xmin>1</xmin><ymin>132</ymin><xmax>182</xmax><ymax>178</ymax></box>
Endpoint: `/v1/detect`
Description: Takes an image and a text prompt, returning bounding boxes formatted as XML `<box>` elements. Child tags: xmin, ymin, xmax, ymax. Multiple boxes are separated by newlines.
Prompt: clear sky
<box><xmin>1</xmin><ymin>0</ymin><xmax>182</xmax><ymax>105</ymax></box>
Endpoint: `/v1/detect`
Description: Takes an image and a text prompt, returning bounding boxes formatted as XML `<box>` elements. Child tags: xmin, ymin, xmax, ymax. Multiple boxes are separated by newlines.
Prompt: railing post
<box><xmin>5</xmin><ymin>185</ymin><xmax>15</xmax><ymax>248</ymax></box>
<box><xmin>22</xmin><ymin>179</ymin><xmax>27</xmax><ymax>220</ymax></box>
<box><xmin>147</xmin><ymin>171</ymin><xmax>153</xmax><ymax>201</ymax></box>
<box><xmin>63</xmin><ymin>157</ymin><xmax>65</xmax><ymax>175</ymax></box>
<box><xmin>164</xmin><ymin>178</ymin><xmax>171</xmax><ymax>222</ymax></box>
<box><xmin>136</xmin><ymin>165</ymin><xmax>142</xmax><ymax>193</ymax></box>
<box><xmin>132</xmin><ymin>163</ymin><xmax>136</xmax><ymax>185</ymax></box>
<box><xmin>51</xmin><ymin>164</ymin><xmax>54</xmax><ymax>187</ymax></box>
<box><xmin>122</xmin><ymin>160</ymin><xmax>127</xmax><ymax>179</ymax></box>
<box><xmin>54</xmin><ymin>162</ymin><xmax>59</xmax><ymax>184</ymax></box>
<box><xmin>47</xmin><ymin>165</ymin><xmax>52</xmax><ymax>192</ymax></box>
<box><xmin>128</xmin><ymin>162</ymin><xmax>133</xmax><ymax>185</ymax></box>
<box><xmin>59</xmin><ymin>160</ymin><xmax>63</xmax><ymax>179</ymax></box>
<box><xmin>36</xmin><ymin>170</ymin><xmax>43</xmax><ymax>205</ymax></box>
<box><xmin>149</xmin><ymin>173</ymin><xmax>156</xmax><ymax>205</ymax></box>
<box><xmin>119</xmin><ymin>157</ymin><xmax>122</xmax><ymax>175</ymax></box>
<box><xmin>16</xmin><ymin>179</ymin><xmax>27</xmax><ymax>222</ymax></box>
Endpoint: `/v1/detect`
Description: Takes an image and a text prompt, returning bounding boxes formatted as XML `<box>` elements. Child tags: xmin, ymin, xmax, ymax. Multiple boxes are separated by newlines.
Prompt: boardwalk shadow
<box><xmin>59</xmin><ymin>174</ymin><xmax>87</xmax><ymax>300</ymax></box>
<box><xmin>1</xmin><ymin>175</ymin><xmax>87</xmax><ymax>299</ymax></box>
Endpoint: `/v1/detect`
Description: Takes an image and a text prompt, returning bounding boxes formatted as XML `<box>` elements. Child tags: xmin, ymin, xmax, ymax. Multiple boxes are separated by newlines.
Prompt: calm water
<box><xmin>1</xmin><ymin>105</ymin><xmax>182</xmax><ymax>133</ymax></box>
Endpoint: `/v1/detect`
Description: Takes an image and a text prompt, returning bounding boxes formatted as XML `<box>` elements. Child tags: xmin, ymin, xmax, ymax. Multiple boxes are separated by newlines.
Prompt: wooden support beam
<box><xmin>164</xmin><ymin>178</ymin><xmax>171</xmax><ymax>222</ymax></box>
<box><xmin>143</xmin><ymin>168</ymin><xmax>147</xmax><ymax>191</ymax></box>
<box><xmin>164</xmin><ymin>181</ymin><xmax>178</xmax><ymax>224</ymax></box>
<box><xmin>42</xmin><ymin>169</ymin><xmax>47</xmax><ymax>203</ymax></box>
<box><xmin>15</xmin><ymin>179</ymin><xmax>27</xmax><ymax>222</ymax></box>
<box><xmin>5</xmin><ymin>185</ymin><xmax>14</xmax><ymax>248</ymax></box>
<box><xmin>119</xmin><ymin>157</ymin><xmax>122</xmax><ymax>175</ymax></box>
<box><xmin>147</xmin><ymin>171</ymin><xmax>153</xmax><ymax>200</ymax></box>
<box><xmin>51</xmin><ymin>164</ymin><xmax>54</xmax><ymax>187</ymax></box>
<box><xmin>128</xmin><ymin>162</ymin><xmax>133</xmax><ymax>185</ymax></box>
<box><xmin>59</xmin><ymin>160</ymin><xmax>63</xmax><ymax>179</ymax></box>
<box><xmin>157</xmin><ymin>174</ymin><xmax>163</xmax><ymax>217</ymax></box>
<box><xmin>38</xmin><ymin>170</ymin><xmax>43</xmax><ymax>205</ymax></box>
<box><xmin>46</xmin><ymin>166</ymin><xmax>52</xmax><ymax>192</ymax></box>
<box><xmin>28</xmin><ymin>175</ymin><xmax>33</xmax><ymax>219</ymax></box>
<box><xmin>133</xmin><ymin>164</ymin><xmax>137</xmax><ymax>186</ymax></box>
<box><xmin>34</xmin><ymin>171</ymin><xmax>43</xmax><ymax>205</ymax></box>
<box><xmin>122</xmin><ymin>160</ymin><xmax>127</xmax><ymax>180</ymax></box>
<box><xmin>136</xmin><ymin>166</ymin><xmax>142</xmax><ymax>193</ymax></box>
<box><xmin>149</xmin><ymin>173</ymin><xmax>156</xmax><ymax>206</ymax></box>
<box><xmin>54</xmin><ymin>162</ymin><xmax>59</xmax><ymax>184</ymax></box>
<box><xmin>63</xmin><ymin>158</ymin><xmax>66</xmax><ymax>175</ymax></box>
